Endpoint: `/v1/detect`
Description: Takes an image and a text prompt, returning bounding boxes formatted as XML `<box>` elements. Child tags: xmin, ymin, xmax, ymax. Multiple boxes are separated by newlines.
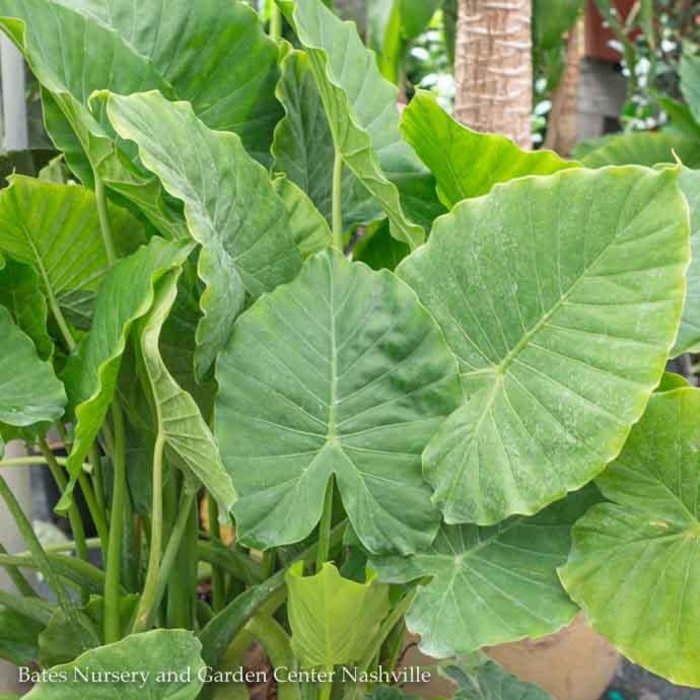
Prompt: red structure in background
<box><xmin>584</xmin><ymin>0</ymin><xmax>640</xmax><ymax>61</ymax></box>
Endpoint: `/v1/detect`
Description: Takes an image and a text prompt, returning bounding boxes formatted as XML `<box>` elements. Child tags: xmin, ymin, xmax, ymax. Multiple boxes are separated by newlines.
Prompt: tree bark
<box><xmin>455</xmin><ymin>0</ymin><xmax>533</xmax><ymax>148</ymax></box>
<box><xmin>543</xmin><ymin>25</ymin><xmax>580</xmax><ymax>156</ymax></box>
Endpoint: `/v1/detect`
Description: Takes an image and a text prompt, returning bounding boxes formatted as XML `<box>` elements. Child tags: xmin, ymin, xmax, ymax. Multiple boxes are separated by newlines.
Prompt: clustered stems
<box><xmin>132</xmin><ymin>431</ymin><xmax>166</xmax><ymax>633</ymax></box>
<box><xmin>103</xmin><ymin>403</ymin><xmax>127</xmax><ymax>643</ymax></box>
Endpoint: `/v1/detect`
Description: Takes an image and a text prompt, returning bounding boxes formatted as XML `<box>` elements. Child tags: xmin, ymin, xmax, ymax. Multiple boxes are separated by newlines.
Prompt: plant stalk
<box><xmin>132</xmin><ymin>430</ymin><xmax>166</xmax><ymax>633</ymax></box>
<box><xmin>0</xmin><ymin>542</ymin><xmax>35</xmax><ymax>597</ymax></box>
<box><xmin>103</xmin><ymin>402</ymin><xmax>127</xmax><ymax>643</ymax></box>
<box><xmin>94</xmin><ymin>172</ymin><xmax>117</xmax><ymax>265</ymax></box>
<box><xmin>208</xmin><ymin>496</ymin><xmax>227</xmax><ymax>611</ymax></box>
<box><xmin>332</xmin><ymin>148</ymin><xmax>343</xmax><ymax>250</ymax></box>
<box><xmin>38</xmin><ymin>439</ymin><xmax>89</xmax><ymax>566</ymax></box>
<box><xmin>315</xmin><ymin>476</ymin><xmax>334</xmax><ymax>571</ymax></box>
<box><xmin>269</xmin><ymin>2</ymin><xmax>282</xmax><ymax>42</ymax></box>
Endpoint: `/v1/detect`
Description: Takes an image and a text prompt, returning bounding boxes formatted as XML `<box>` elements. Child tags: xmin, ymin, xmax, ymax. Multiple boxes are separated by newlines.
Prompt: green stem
<box><xmin>316</xmin><ymin>476</ymin><xmax>334</xmax><ymax>571</ymax></box>
<box><xmin>332</xmin><ymin>147</ymin><xmax>343</xmax><ymax>250</ymax></box>
<box><xmin>94</xmin><ymin>172</ymin><xmax>116</xmax><ymax>265</ymax></box>
<box><xmin>132</xmin><ymin>431</ymin><xmax>166</xmax><ymax>633</ymax></box>
<box><xmin>0</xmin><ymin>589</ymin><xmax>54</xmax><ymax>625</ymax></box>
<box><xmin>358</xmin><ymin>588</ymin><xmax>418</xmax><ymax>672</ymax></box>
<box><xmin>269</xmin><ymin>2</ymin><xmax>282</xmax><ymax>42</ymax></box>
<box><xmin>78</xmin><ymin>471</ymin><xmax>108</xmax><ymax>554</ymax></box>
<box><xmin>104</xmin><ymin>403</ymin><xmax>127</xmax><ymax>643</ymax></box>
<box><xmin>0</xmin><ymin>474</ymin><xmax>78</xmax><ymax>625</ymax></box>
<box><xmin>318</xmin><ymin>666</ymin><xmax>334</xmax><ymax>700</ymax></box>
<box><xmin>208</xmin><ymin>496</ymin><xmax>226</xmax><ymax>612</ymax></box>
<box><xmin>0</xmin><ymin>543</ymin><xmax>35</xmax><ymax>596</ymax></box>
<box><xmin>89</xmin><ymin>444</ymin><xmax>107</xmax><ymax>526</ymax></box>
<box><xmin>38</xmin><ymin>439</ymin><xmax>88</xmax><ymax>565</ymax></box>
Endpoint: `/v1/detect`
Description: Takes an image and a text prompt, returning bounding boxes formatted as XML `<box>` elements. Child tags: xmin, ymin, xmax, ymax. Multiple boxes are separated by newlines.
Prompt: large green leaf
<box><xmin>559</xmin><ymin>388</ymin><xmax>700</xmax><ymax>687</ymax></box>
<box><xmin>680</xmin><ymin>51</ymin><xmax>700</xmax><ymax>125</ymax></box>
<box><xmin>279</xmin><ymin>0</ymin><xmax>424</xmax><ymax>249</ymax></box>
<box><xmin>0</xmin><ymin>175</ymin><xmax>143</xmax><ymax>331</ymax></box>
<box><xmin>61</xmin><ymin>238</ymin><xmax>193</xmax><ymax>511</ymax></box>
<box><xmin>24</xmin><ymin>629</ymin><xmax>205</xmax><ymax>699</ymax></box>
<box><xmin>286</xmin><ymin>562</ymin><xmax>390</xmax><ymax>668</ymax></box>
<box><xmin>273</xmin><ymin>176</ymin><xmax>332</xmax><ymax>257</ymax></box>
<box><xmin>402</xmin><ymin>91</ymin><xmax>576</xmax><ymax>207</ymax></box>
<box><xmin>371</xmin><ymin>489</ymin><xmax>596</xmax><ymax>656</ymax></box>
<box><xmin>397</xmin><ymin>167</ymin><xmax>689</xmax><ymax>525</ymax></box>
<box><xmin>138</xmin><ymin>271</ymin><xmax>237</xmax><ymax>515</ymax></box>
<box><xmin>575</xmin><ymin>132</ymin><xmax>700</xmax><ymax>169</ymax></box>
<box><xmin>216</xmin><ymin>249</ymin><xmax>462</xmax><ymax>554</ymax></box>
<box><xmin>445</xmin><ymin>658</ymin><xmax>555</xmax><ymax>700</ymax></box>
<box><xmin>271</xmin><ymin>47</ymin><xmax>383</xmax><ymax>232</ymax></box>
<box><xmin>0</xmin><ymin>257</ymin><xmax>52</xmax><ymax>359</ymax></box>
<box><xmin>0</xmin><ymin>307</ymin><xmax>66</xmax><ymax>427</ymax></box>
<box><xmin>0</xmin><ymin>606</ymin><xmax>44</xmax><ymax>666</ymax></box>
<box><xmin>0</xmin><ymin>0</ymin><xmax>281</xmax><ymax>166</ymax></box>
<box><xmin>673</xmin><ymin>167</ymin><xmax>700</xmax><ymax>355</ymax></box>
<box><xmin>103</xmin><ymin>90</ymin><xmax>303</xmax><ymax>378</ymax></box>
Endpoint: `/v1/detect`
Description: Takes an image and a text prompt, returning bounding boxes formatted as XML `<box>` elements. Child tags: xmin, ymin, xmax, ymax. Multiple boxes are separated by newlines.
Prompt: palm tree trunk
<box><xmin>455</xmin><ymin>0</ymin><xmax>532</xmax><ymax>148</ymax></box>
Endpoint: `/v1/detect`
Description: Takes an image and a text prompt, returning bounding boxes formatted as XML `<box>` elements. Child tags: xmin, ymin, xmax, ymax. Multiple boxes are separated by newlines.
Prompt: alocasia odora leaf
<box><xmin>559</xmin><ymin>388</ymin><xmax>700</xmax><ymax>687</ymax></box>
<box><xmin>61</xmin><ymin>238</ymin><xmax>193</xmax><ymax>512</ymax></box>
<box><xmin>216</xmin><ymin>249</ymin><xmax>462</xmax><ymax>554</ymax></box>
<box><xmin>680</xmin><ymin>51</ymin><xmax>700</xmax><ymax>124</ymax></box>
<box><xmin>286</xmin><ymin>562</ymin><xmax>390</xmax><ymax>669</ymax></box>
<box><xmin>371</xmin><ymin>489</ymin><xmax>597</xmax><ymax>657</ymax></box>
<box><xmin>0</xmin><ymin>307</ymin><xmax>66</xmax><ymax>427</ymax></box>
<box><xmin>24</xmin><ymin>629</ymin><xmax>205</xmax><ymax>699</ymax></box>
<box><xmin>278</xmin><ymin>0</ymin><xmax>424</xmax><ymax>249</ymax></box>
<box><xmin>0</xmin><ymin>258</ymin><xmax>52</xmax><ymax>360</ymax></box>
<box><xmin>272</xmin><ymin>47</ymin><xmax>383</xmax><ymax>232</ymax></box>
<box><xmin>445</xmin><ymin>658</ymin><xmax>555</xmax><ymax>700</ymax></box>
<box><xmin>672</xmin><ymin>168</ymin><xmax>700</xmax><ymax>355</ymax></box>
<box><xmin>401</xmin><ymin>91</ymin><xmax>576</xmax><ymax>207</ymax></box>
<box><xmin>138</xmin><ymin>271</ymin><xmax>237</xmax><ymax>515</ymax></box>
<box><xmin>0</xmin><ymin>175</ymin><xmax>143</xmax><ymax>335</ymax></box>
<box><xmin>0</xmin><ymin>0</ymin><xmax>281</xmax><ymax>166</ymax></box>
<box><xmin>398</xmin><ymin>167</ymin><xmax>689</xmax><ymax>525</ymax></box>
<box><xmin>103</xmin><ymin>90</ymin><xmax>303</xmax><ymax>378</ymax></box>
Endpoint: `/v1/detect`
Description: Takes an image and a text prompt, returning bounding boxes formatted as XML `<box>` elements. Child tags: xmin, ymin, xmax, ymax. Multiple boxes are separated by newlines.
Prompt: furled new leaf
<box><xmin>278</xmin><ymin>0</ymin><xmax>424</xmax><ymax>248</ymax></box>
<box><xmin>24</xmin><ymin>629</ymin><xmax>205</xmax><ymax>699</ymax></box>
<box><xmin>0</xmin><ymin>307</ymin><xmax>66</xmax><ymax>427</ymax></box>
<box><xmin>286</xmin><ymin>562</ymin><xmax>390</xmax><ymax>669</ymax></box>
<box><xmin>559</xmin><ymin>388</ymin><xmax>700</xmax><ymax>687</ymax></box>
<box><xmin>216</xmin><ymin>249</ymin><xmax>462</xmax><ymax>554</ymax></box>
<box><xmin>61</xmin><ymin>238</ymin><xmax>193</xmax><ymax>511</ymax></box>
<box><xmin>271</xmin><ymin>47</ymin><xmax>383</xmax><ymax>232</ymax></box>
<box><xmin>103</xmin><ymin>90</ymin><xmax>302</xmax><ymax>378</ymax></box>
<box><xmin>402</xmin><ymin>91</ymin><xmax>576</xmax><ymax>207</ymax></box>
<box><xmin>398</xmin><ymin>167</ymin><xmax>689</xmax><ymax>525</ymax></box>
<box><xmin>0</xmin><ymin>175</ymin><xmax>144</xmax><ymax>333</ymax></box>
<box><xmin>372</xmin><ymin>489</ymin><xmax>598</xmax><ymax>656</ymax></box>
<box><xmin>673</xmin><ymin>168</ymin><xmax>700</xmax><ymax>355</ymax></box>
<box><xmin>0</xmin><ymin>258</ymin><xmax>52</xmax><ymax>359</ymax></box>
<box><xmin>139</xmin><ymin>271</ymin><xmax>237</xmax><ymax>515</ymax></box>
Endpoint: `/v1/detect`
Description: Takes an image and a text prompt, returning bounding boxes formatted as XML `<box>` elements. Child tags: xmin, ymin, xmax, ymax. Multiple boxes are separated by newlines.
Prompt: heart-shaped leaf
<box><xmin>0</xmin><ymin>307</ymin><xmax>66</xmax><ymax>427</ymax></box>
<box><xmin>272</xmin><ymin>47</ymin><xmax>383</xmax><ymax>233</ymax></box>
<box><xmin>24</xmin><ymin>629</ymin><xmax>205</xmax><ymax>699</ymax></box>
<box><xmin>216</xmin><ymin>249</ymin><xmax>462</xmax><ymax>554</ymax></box>
<box><xmin>371</xmin><ymin>489</ymin><xmax>597</xmax><ymax>656</ymax></box>
<box><xmin>398</xmin><ymin>167</ymin><xmax>689</xmax><ymax>525</ymax></box>
<box><xmin>286</xmin><ymin>562</ymin><xmax>390</xmax><ymax>669</ymax></box>
<box><xmin>61</xmin><ymin>238</ymin><xmax>193</xmax><ymax>511</ymax></box>
<box><xmin>402</xmin><ymin>91</ymin><xmax>575</xmax><ymax>207</ymax></box>
<box><xmin>103</xmin><ymin>90</ymin><xmax>303</xmax><ymax>378</ymax></box>
<box><xmin>559</xmin><ymin>387</ymin><xmax>700</xmax><ymax>688</ymax></box>
<box><xmin>0</xmin><ymin>175</ymin><xmax>143</xmax><ymax>332</ymax></box>
<box><xmin>279</xmin><ymin>0</ymin><xmax>424</xmax><ymax>249</ymax></box>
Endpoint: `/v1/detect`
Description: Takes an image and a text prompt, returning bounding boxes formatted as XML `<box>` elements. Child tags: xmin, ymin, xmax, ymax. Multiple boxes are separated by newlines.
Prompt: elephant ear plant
<box><xmin>0</xmin><ymin>0</ymin><xmax>698</xmax><ymax>698</ymax></box>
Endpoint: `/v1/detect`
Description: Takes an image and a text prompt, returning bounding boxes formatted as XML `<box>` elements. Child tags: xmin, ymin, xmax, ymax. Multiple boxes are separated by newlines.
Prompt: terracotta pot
<box><xmin>584</xmin><ymin>0</ymin><xmax>641</xmax><ymax>62</ymax></box>
<box><xmin>398</xmin><ymin>616</ymin><xmax>620</xmax><ymax>700</ymax></box>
